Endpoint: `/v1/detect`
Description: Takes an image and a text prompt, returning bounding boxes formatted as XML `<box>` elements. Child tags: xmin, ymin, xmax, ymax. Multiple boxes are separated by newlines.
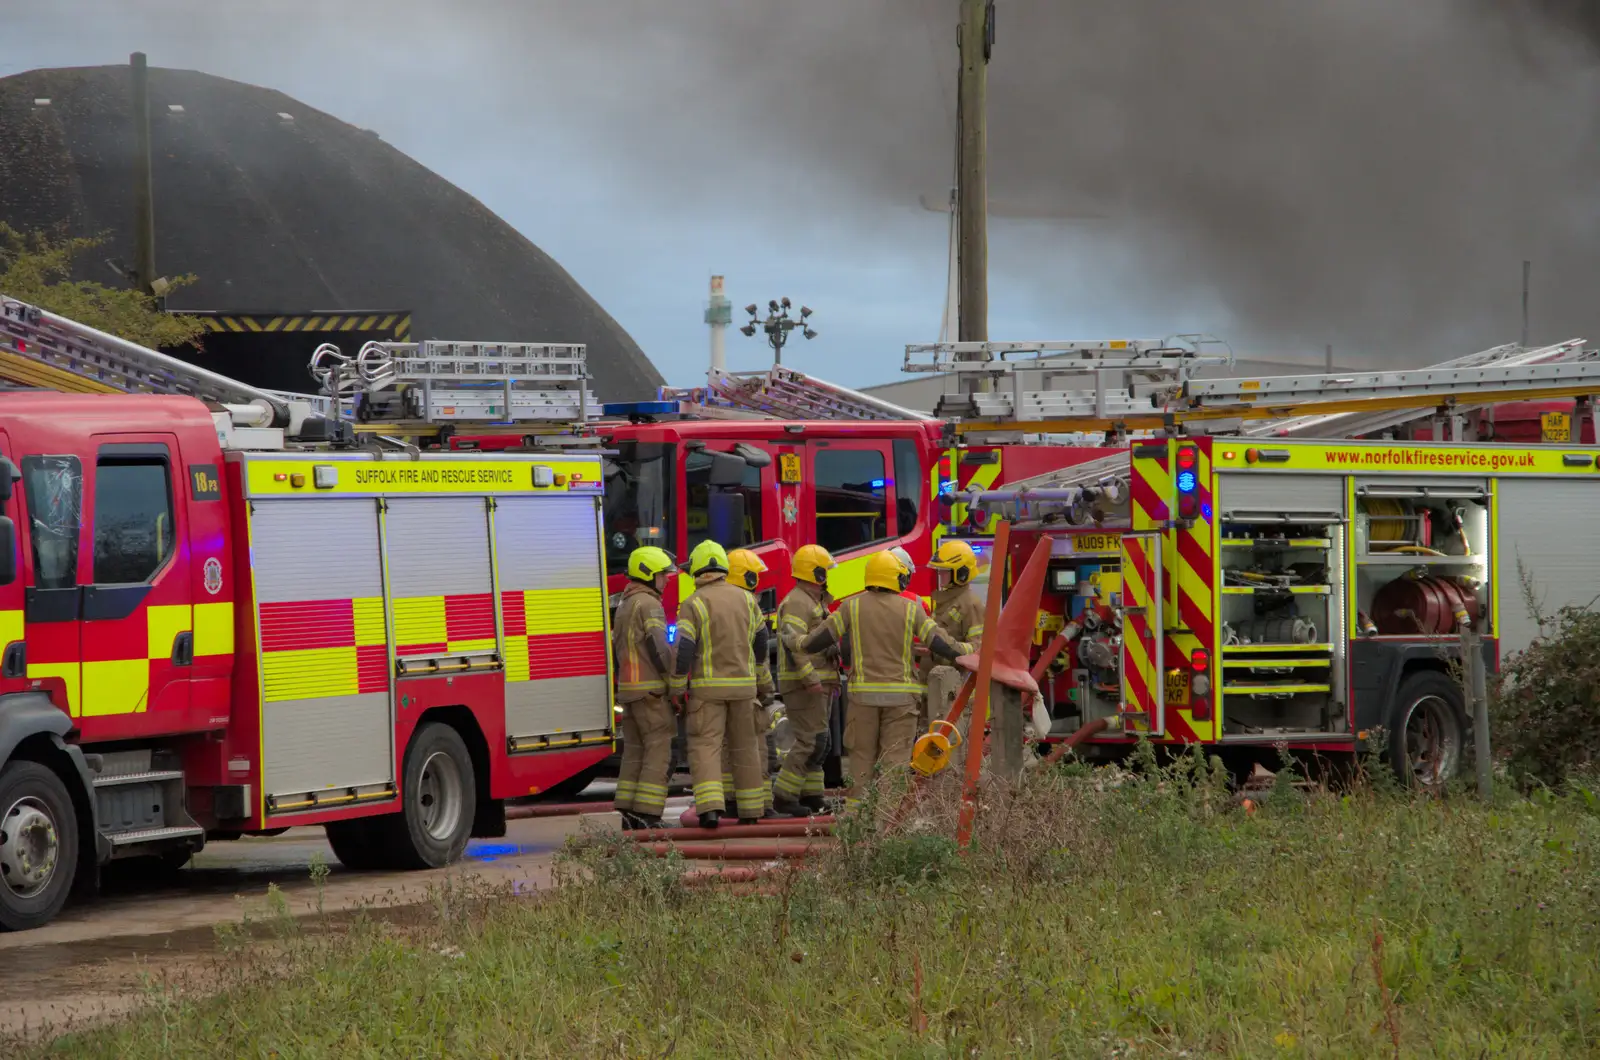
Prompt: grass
<box><xmin>22</xmin><ymin>747</ymin><xmax>1600</xmax><ymax>1059</ymax></box>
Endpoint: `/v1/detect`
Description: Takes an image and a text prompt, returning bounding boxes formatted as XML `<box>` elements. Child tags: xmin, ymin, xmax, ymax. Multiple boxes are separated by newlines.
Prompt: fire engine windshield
<box><xmin>603</xmin><ymin>442</ymin><xmax>674</xmax><ymax>577</ymax></box>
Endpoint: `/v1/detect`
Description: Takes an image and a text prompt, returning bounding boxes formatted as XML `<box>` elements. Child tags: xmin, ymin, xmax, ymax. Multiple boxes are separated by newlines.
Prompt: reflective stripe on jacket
<box><xmin>802</xmin><ymin>589</ymin><xmax>968</xmax><ymax>706</ymax></box>
<box><xmin>671</xmin><ymin>573</ymin><xmax>770</xmax><ymax>699</ymax></box>
<box><xmin>613</xmin><ymin>581</ymin><xmax>670</xmax><ymax>701</ymax></box>
<box><xmin>776</xmin><ymin>584</ymin><xmax>836</xmax><ymax>690</ymax></box>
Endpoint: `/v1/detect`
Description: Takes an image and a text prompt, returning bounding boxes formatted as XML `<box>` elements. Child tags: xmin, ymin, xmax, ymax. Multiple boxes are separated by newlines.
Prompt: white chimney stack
<box><xmin>705</xmin><ymin>274</ymin><xmax>731</xmax><ymax>379</ymax></box>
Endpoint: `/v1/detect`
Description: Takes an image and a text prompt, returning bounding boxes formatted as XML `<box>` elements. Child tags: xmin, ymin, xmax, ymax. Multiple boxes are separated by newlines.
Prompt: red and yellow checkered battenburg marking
<box><xmin>258</xmin><ymin>598</ymin><xmax>386</xmax><ymax>702</ymax></box>
<box><xmin>38</xmin><ymin>602</ymin><xmax>235</xmax><ymax>717</ymax></box>
<box><xmin>391</xmin><ymin>593</ymin><xmax>497</xmax><ymax>657</ymax></box>
<box><xmin>501</xmin><ymin>587</ymin><xmax>608</xmax><ymax>682</ymax></box>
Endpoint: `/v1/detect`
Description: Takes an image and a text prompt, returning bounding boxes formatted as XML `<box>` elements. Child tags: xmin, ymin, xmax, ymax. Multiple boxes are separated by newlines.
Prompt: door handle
<box><xmin>1</xmin><ymin>640</ymin><xmax>24</xmax><ymax>678</ymax></box>
<box><xmin>172</xmin><ymin>631</ymin><xmax>194</xmax><ymax>667</ymax></box>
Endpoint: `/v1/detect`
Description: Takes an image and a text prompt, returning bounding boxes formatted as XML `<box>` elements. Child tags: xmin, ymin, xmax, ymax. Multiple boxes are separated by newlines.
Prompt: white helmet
<box><xmin>890</xmin><ymin>546</ymin><xmax>916</xmax><ymax>574</ymax></box>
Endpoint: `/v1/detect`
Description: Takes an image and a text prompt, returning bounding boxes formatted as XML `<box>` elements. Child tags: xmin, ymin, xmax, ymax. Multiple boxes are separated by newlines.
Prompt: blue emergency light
<box><xmin>1177</xmin><ymin>469</ymin><xmax>1197</xmax><ymax>493</ymax></box>
<box><xmin>666</xmin><ymin>623</ymin><xmax>677</xmax><ymax>644</ymax></box>
<box><xmin>1175</xmin><ymin>444</ymin><xmax>1200</xmax><ymax>518</ymax></box>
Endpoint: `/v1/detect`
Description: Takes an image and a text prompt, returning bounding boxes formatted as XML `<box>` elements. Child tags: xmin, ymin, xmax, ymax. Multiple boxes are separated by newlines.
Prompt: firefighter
<box><xmin>724</xmin><ymin>548</ymin><xmax>776</xmax><ymax>814</ymax></box>
<box><xmin>611</xmin><ymin>545</ymin><xmax>677</xmax><ymax>830</ymax></box>
<box><xmin>927</xmin><ymin>539</ymin><xmax>985</xmax><ymax>648</ymax></box>
<box><xmin>770</xmin><ymin>543</ymin><xmax>837</xmax><ymax>816</ymax></box>
<box><xmin>801</xmin><ymin>549</ymin><xmax>970</xmax><ymax>795</ymax></box>
<box><xmin>671</xmin><ymin>540</ymin><xmax>772</xmax><ymax>829</ymax></box>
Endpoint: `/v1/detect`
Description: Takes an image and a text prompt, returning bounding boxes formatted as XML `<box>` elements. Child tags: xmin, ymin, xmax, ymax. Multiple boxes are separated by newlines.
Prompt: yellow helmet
<box><xmin>688</xmin><ymin>539</ymin><xmax>730</xmax><ymax>577</ymax></box>
<box><xmin>864</xmin><ymin>549</ymin><xmax>911</xmax><ymax>592</ymax></box>
<box><xmin>727</xmin><ymin>548</ymin><xmax>768</xmax><ymax>591</ymax></box>
<box><xmin>929</xmin><ymin>539</ymin><xmax>978</xmax><ymax>585</ymax></box>
<box><xmin>626</xmin><ymin>545</ymin><xmax>676</xmax><ymax>584</ymax></box>
<box><xmin>791</xmin><ymin>543</ymin><xmax>836</xmax><ymax>586</ymax></box>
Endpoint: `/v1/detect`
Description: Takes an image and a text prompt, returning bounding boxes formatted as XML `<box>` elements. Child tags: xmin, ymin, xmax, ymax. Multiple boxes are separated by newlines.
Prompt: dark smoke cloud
<box><xmin>492</xmin><ymin>0</ymin><xmax>1600</xmax><ymax>363</ymax></box>
<box><xmin>18</xmin><ymin>0</ymin><xmax>1600</xmax><ymax>368</ymax></box>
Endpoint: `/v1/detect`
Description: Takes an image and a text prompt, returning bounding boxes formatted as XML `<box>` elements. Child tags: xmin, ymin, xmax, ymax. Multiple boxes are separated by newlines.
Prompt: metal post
<box><xmin>992</xmin><ymin>681</ymin><xmax>1023</xmax><ymax>785</ymax></box>
<box><xmin>1521</xmin><ymin>260</ymin><xmax>1531</xmax><ymax>349</ymax></box>
<box><xmin>1325</xmin><ymin>344</ymin><xmax>1334</xmax><ymax>373</ymax></box>
<box><xmin>1464</xmin><ymin>627</ymin><xmax>1491</xmax><ymax>799</ymax></box>
<box><xmin>955</xmin><ymin>0</ymin><xmax>992</xmax><ymax>389</ymax></box>
<box><xmin>130</xmin><ymin>52</ymin><xmax>157</xmax><ymax>297</ymax></box>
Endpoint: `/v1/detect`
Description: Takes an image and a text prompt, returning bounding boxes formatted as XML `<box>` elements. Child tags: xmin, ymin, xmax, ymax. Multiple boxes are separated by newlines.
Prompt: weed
<box><xmin>26</xmin><ymin>757</ymin><xmax>1600</xmax><ymax>1059</ymax></box>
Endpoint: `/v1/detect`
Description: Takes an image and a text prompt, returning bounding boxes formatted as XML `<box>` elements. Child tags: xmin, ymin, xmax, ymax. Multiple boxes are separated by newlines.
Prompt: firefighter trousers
<box><xmin>614</xmin><ymin>695</ymin><xmax>674</xmax><ymax>817</ymax></box>
<box><xmin>773</xmin><ymin>686</ymin><xmax>829</xmax><ymax>802</ymax></box>
<box><xmin>687</xmin><ymin>695</ymin><xmax>765</xmax><ymax>818</ymax></box>
<box><xmin>844</xmin><ymin>695</ymin><xmax>919</xmax><ymax>793</ymax></box>
<box><xmin>721</xmin><ymin>731</ymin><xmax>774</xmax><ymax>812</ymax></box>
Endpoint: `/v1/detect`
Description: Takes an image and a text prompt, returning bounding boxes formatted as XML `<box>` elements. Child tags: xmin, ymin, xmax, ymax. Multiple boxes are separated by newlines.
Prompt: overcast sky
<box><xmin>5</xmin><ymin>1</ymin><xmax>1599</xmax><ymax>389</ymax></box>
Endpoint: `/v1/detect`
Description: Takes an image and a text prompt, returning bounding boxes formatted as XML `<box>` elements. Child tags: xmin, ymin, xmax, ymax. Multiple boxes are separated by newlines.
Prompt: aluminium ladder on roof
<box><xmin>660</xmin><ymin>366</ymin><xmax>928</xmax><ymax>422</ymax></box>
<box><xmin>309</xmin><ymin>339</ymin><xmax>598</xmax><ymax>425</ymax></box>
<box><xmin>0</xmin><ymin>293</ymin><xmax>320</xmax><ymax>417</ymax></box>
<box><xmin>906</xmin><ymin>338</ymin><xmax>1234</xmax><ymax>423</ymax></box>
<box><xmin>921</xmin><ymin>337</ymin><xmax>1600</xmax><ymax>433</ymax></box>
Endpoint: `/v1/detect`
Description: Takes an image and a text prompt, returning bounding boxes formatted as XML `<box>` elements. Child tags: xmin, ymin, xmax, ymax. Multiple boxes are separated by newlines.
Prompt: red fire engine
<box><xmin>0</xmin><ymin>302</ymin><xmax>616</xmax><ymax>932</ymax></box>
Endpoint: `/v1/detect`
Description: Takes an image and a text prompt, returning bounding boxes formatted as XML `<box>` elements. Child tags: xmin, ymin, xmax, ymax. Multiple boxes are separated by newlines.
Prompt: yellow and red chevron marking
<box><xmin>392</xmin><ymin>593</ymin><xmax>498</xmax><ymax>656</ymax></box>
<box><xmin>501</xmin><ymin>586</ymin><xmax>608</xmax><ymax>682</ymax></box>
<box><xmin>1165</xmin><ymin>629</ymin><xmax>1215</xmax><ymax>743</ymax></box>
<box><xmin>257</xmin><ymin>597</ymin><xmax>385</xmax><ymax>703</ymax></box>
<box><xmin>1174</xmin><ymin>442</ymin><xmax>1216</xmax><ymax>651</ymax></box>
<box><xmin>1120</xmin><ymin>534</ymin><xmax>1157</xmax><ymax>731</ymax></box>
<box><xmin>948</xmin><ymin>451</ymin><xmax>1004</xmax><ymax>533</ymax></box>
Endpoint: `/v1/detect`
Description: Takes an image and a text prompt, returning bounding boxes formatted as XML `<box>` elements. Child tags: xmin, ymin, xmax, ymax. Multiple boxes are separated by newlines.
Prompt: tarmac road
<box><xmin>0</xmin><ymin>785</ymin><xmax>653</xmax><ymax>1040</ymax></box>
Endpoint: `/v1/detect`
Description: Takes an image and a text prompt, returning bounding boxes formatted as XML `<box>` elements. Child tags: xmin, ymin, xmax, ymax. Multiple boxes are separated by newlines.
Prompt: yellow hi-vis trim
<box><xmin>392</xmin><ymin>596</ymin><xmax>446</xmax><ymax>648</ymax></box>
<box><xmin>524</xmin><ymin>587</ymin><xmax>606</xmax><ymax>633</ymax></box>
<box><xmin>194</xmin><ymin>602</ymin><xmax>235</xmax><ymax>657</ymax></box>
<box><xmin>81</xmin><ymin>659</ymin><xmax>148</xmax><ymax>716</ymax></box>
<box><xmin>262</xmin><ymin>647</ymin><xmax>361</xmax><ymax>702</ymax></box>
<box><xmin>146</xmin><ymin>604</ymin><xmax>192</xmax><ymax>660</ymax></box>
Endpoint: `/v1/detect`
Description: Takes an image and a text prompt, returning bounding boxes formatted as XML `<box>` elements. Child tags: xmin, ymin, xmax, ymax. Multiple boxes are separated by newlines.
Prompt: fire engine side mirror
<box><xmin>0</xmin><ymin>517</ymin><xmax>16</xmax><ymax>586</ymax></box>
<box><xmin>0</xmin><ymin>458</ymin><xmax>15</xmax><ymax>502</ymax></box>
<box><xmin>732</xmin><ymin>443</ymin><xmax>771</xmax><ymax>469</ymax></box>
<box><xmin>707</xmin><ymin>451</ymin><xmax>748</xmax><ymax>486</ymax></box>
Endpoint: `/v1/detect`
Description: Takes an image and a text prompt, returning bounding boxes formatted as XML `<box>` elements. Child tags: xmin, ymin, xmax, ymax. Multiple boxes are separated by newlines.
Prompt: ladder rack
<box><xmin>312</xmin><ymin>340</ymin><xmax>598</xmax><ymax>427</ymax></box>
<box><xmin>938</xmin><ymin>337</ymin><xmax>1600</xmax><ymax>527</ymax></box>
<box><xmin>659</xmin><ymin>366</ymin><xmax>927</xmax><ymax>422</ymax></box>
<box><xmin>919</xmin><ymin>337</ymin><xmax>1600</xmax><ymax>436</ymax></box>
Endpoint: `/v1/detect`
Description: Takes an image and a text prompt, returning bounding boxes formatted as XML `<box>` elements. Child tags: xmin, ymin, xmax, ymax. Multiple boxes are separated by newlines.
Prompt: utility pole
<box><xmin>1521</xmin><ymin>260</ymin><xmax>1531</xmax><ymax>348</ymax></box>
<box><xmin>955</xmin><ymin>0</ymin><xmax>994</xmax><ymax>391</ymax></box>
<box><xmin>130</xmin><ymin>52</ymin><xmax>157</xmax><ymax>298</ymax></box>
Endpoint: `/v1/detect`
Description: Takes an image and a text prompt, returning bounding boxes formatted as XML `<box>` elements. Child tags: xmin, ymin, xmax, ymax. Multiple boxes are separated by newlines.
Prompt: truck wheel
<box><xmin>390</xmin><ymin>723</ymin><xmax>476</xmax><ymax>870</ymax></box>
<box><xmin>0</xmin><ymin>760</ymin><xmax>79</xmax><ymax>932</ymax></box>
<box><xmin>325</xmin><ymin>818</ymin><xmax>390</xmax><ymax>871</ymax></box>
<box><xmin>1387</xmin><ymin>671</ymin><xmax>1467</xmax><ymax>788</ymax></box>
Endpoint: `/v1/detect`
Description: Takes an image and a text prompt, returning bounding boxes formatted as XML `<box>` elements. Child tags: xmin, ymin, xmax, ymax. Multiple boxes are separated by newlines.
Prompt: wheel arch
<box><xmin>411</xmin><ymin>705</ymin><xmax>502</xmax><ymax>839</ymax></box>
<box><xmin>0</xmin><ymin>693</ymin><xmax>101</xmax><ymax>895</ymax></box>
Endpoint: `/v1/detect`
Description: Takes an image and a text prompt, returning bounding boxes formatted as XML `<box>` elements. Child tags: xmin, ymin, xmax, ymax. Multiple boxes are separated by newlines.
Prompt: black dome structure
<box><xmin>0</xmin><ymin>64</ymin><xmax>663</xmax><ymax>399</ymax></box>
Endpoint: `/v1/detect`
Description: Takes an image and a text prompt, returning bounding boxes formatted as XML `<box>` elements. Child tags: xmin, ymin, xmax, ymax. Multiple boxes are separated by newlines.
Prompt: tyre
<box><xmin>0</xmin><ymin>760</ymin><xmax>79</xmax><ymax>932</ymax></box>
<box><xmin>389</xmin><ymin>722</ymin><xmax>477</xmax><ymax>870</ymax></box>
<box><xmin>324</xmin><ymin>817</ymin><xmax>391</xmax><ymax>871</ymax></box>
<box><xmin>1387</xmin><ymin>671</ymin><xmax>1467</xmax><ymax>788</ymax></box>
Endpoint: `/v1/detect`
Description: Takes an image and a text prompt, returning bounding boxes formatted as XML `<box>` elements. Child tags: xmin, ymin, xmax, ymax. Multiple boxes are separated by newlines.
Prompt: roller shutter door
<box><xmin>1494</xmin><ymin>479</ymin><xmax>1600</xmax><ymax>657</ymax></box>
<box><xmin>251</xmin><ymin>499</ymin><xmax>393</xmax><ymax>802</ymax></box>
<box><xmin>494</xmin><ymin>494</ymin><xmax>611</xmax><ymax>739</ymax></box>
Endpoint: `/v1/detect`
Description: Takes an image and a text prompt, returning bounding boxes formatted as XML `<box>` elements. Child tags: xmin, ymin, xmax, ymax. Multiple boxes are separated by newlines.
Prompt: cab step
<box><xmin>92</xmin><ymin>769</ymin><xmax>186</xmax><ymax>788</ymax></box>
<box><xmin>106</xmin><ymin>825</ymin><xmax>205</xmax><ymax>848</ymax></box>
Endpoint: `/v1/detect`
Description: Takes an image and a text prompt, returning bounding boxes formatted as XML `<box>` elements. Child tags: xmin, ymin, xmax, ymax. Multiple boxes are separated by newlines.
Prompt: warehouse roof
<box><xmin>0</xmin><ymin>64</ymin><xmax>663</xmax><ymax>399</ymax></box>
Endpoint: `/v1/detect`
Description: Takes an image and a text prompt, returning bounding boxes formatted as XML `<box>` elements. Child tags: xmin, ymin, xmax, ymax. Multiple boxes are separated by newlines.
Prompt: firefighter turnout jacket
<box><xmin>802</xmin><ymin>589</ymin><xmax>970</xmax><ymax>706</ymax></box>
<box><xmin>671</xmin><ymin>573</ymin><xmax>771</xmax><ymax>700</ymax></box>
<box><xmin>613</xmin><ymin>580</ymin><xmax>671</xmax><ymax>702</ymax></box>
<box><xmin>927</xmin><ymin>584</ymin><xmax>985</xmax><ymax>650</ymax></box>
<box><xmin>776</xmin><ymin>582</ymin><xmax>837</xmax><ymax>692</ymax></box>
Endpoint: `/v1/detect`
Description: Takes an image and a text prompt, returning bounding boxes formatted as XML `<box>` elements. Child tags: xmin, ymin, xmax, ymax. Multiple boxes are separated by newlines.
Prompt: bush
<box><xmin>1494</xmin><ymin>603</ymin><xmax>1600</xmax><ymax>789</ymax></box>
